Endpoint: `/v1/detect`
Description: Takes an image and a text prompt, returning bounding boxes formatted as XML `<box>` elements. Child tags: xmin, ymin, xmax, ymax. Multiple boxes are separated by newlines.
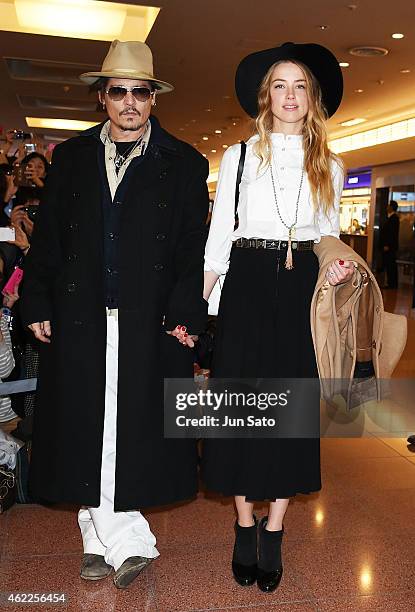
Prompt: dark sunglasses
<box><xmin>105</xmin><ymin>86</ymin><xmax>154</xmax><ymax>102</ymax></box>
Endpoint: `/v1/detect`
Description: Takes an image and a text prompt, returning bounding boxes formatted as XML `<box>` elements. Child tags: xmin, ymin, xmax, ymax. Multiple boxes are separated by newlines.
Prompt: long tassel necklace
<box><xmin>269</xmin><ymin>150</ymin><xmax>304</xmax><ymax>270</ymax></box>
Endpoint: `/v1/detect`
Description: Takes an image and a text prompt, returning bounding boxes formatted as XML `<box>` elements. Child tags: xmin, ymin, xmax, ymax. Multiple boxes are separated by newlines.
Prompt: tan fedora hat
<box><xmin>79</xmin><ymin>40</ymin><xmax>173</xmax><ymax>94</ymax></box>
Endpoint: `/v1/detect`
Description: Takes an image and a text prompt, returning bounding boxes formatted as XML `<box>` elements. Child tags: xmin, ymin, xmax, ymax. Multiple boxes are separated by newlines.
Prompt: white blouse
<box><xmin>205</xmin><ymin>132</ymin><xmax>344</xmax><ymax>276</ymax></box>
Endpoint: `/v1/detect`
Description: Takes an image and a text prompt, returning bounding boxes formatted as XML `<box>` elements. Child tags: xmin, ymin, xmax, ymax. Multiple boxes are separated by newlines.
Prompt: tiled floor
<box><xmin>1</xmin><ymin>286</ymin><xmax>414</xmax><ymax>612</ymax></box>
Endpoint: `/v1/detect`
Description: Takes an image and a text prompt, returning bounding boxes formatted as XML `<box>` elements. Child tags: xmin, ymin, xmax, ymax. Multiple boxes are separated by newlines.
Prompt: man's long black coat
<box><xmin>20</xmin><ymin>116</ymin><xmax>209</xmax><ymax>510</ymax></box>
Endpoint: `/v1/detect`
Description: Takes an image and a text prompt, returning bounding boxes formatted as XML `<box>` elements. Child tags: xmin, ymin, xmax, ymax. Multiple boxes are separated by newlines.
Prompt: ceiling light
<box><xmin>179</xmin><ymin>127</ymin><xmax>185</xmax><ymax>131</ymax></box>
<box><xmin>211</xmin><ymin>149</ymin><xmax>217</xmax><ymax>153</ymax></box>
<box><xmin>400</xmin><ymin>69</ymin><xmax>411</xmax><ymax>74</ymax></box>
<box><xmin>340</xmin><ymin>118</ymin><xmax>367</xmax><ymax>127</ymax></box>
<box><xmin>215</xmin><ymin>129</ymin><xmax>222</xmax><ymax>134</ymax></box>
<box><xmin>222</xmin><ymin>144</ymin><xmax>228</xmax><ymax>148</ymax></box>
<box><xmin>329</xmin><ymin>116</ymin><xmax>415</xmax><ymax>154</ymax></box>
<box><xmin>202</xmin><ymin>154</ymin><xmax>207</xmax><ymax>157</ymax></box>
<box><xmin>318</xmin><ymin>25</ymin><xmax>329</xmax><ymax>30</ymax></box>
<box><xmin>202</xmin><ymin>136</ymin><xmax>209</xmax><ymax>141</ymax></box>
<box><xmin>349</xmin><ymin>46</ymin><xmax>388</xmax><ymax>57</ymax></box>
<box><xmin>354</xmin><ymin>89</ymin><xmax>364</xmax><ymax>93</ymax></box>
<box><xmin>25</xmin><ymin>117</ymin><xmax>99</xmax><ymax>131</ymax></box>
<box><xmin>391</xmin><ymin>33</ymin><xmax>404</xmax><ymax>39</ymax></box>
<box><xmin>339</xmin><ymin>62</ymin><xmax>350</xmax><ymax>67</ymax></box>
<box><xmin>205</xmin><ymin>108</ymin><xmax>212</xmax><ymax>112</ymax></box>
<box><xmin>1</xmin><ymin>0</ymin><xmax>160</xmax><ymax>42</ymax></box>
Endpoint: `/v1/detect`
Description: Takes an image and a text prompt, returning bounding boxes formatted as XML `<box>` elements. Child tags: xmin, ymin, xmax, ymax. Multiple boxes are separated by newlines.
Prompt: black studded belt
<box><xmin>234</xmin><ymin>237</ymin><xmax>314</xmax><ymax>251</ymax></box>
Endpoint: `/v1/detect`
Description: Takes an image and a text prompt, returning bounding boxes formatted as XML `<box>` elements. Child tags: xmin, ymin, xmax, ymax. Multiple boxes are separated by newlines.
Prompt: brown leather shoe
<box><xmin>80</xmin><ymin>554</ymin><xmax>112</xmax><ymax>581</ymax></box>
<box><xmin>113</xmin><ymin>556</ymin><xmax>153</xmax><ymax>589</ymax></box>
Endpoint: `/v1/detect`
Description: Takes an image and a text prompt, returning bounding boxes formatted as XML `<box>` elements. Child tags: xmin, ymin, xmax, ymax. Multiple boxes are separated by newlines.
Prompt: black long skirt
<box><xmin>201</xmin><ymin>245</ymin><xmax>321</xmax><ymax>500</ymax></box>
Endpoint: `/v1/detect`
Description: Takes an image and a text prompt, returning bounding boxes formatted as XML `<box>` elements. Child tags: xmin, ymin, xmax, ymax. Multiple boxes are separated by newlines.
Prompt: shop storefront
<box><xmin>369</xmin><ymin>159</ymin><xmax>415</xmax><ymax>284</ymax></box>
<box><xmin>340</xmin><ymin>169</ymin><xmax>371</xmax><ymax>259</ymax></box>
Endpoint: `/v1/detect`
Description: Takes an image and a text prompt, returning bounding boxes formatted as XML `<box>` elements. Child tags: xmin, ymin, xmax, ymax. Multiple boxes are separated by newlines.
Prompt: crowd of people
<box><xmin>0</xmin><ymin>134</ymin><xmax>51</xmax><ymax>437</ymax></box>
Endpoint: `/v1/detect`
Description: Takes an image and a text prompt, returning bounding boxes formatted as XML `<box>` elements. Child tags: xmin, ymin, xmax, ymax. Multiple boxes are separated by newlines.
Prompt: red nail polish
<box><xmin>339</xmin><ymin>259</ymin><xmax>344</xmax><ymax>266</ymax></box>
<box><xmin>181</xmin><ymin>326</ymin><xmax>187</xmax><ymax>331</ymax></box>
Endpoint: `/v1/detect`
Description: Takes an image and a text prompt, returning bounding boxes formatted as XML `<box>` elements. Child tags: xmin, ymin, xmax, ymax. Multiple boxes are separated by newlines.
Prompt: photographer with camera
<box><xmin>0</xmin><ymin>164</ymin><xmax>17</xmax><ymax>227</ymax></box>
<box><xmin>0</xmin><ymin>129</ymin><xmax>31</xmax><ymax>166</ymax></box>
<box><xmin>11</xmin><ymin>152</ymin><xmax>49</xmax><ymax>239</ymax></box>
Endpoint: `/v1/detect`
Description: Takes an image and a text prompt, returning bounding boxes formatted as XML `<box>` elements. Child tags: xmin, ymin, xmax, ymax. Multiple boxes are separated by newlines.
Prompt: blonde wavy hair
<box><xmin>252</xmin><ymin>60</ymin><xmax>342</xmax><ymax>216</ymax></box>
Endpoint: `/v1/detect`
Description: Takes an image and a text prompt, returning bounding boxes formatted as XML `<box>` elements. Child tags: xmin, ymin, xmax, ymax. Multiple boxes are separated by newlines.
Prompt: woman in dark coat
<box><xmin>203</xmin><ymin>42</ymin><xmax>353</xmax><ymax>593</ymax></box>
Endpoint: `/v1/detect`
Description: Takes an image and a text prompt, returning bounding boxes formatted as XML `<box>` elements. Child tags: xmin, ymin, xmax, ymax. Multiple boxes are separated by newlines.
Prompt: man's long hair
<box><xmin>252</xmin><ymin>59</ymin><xmax>342</xmax><ymax>216</ymax></box>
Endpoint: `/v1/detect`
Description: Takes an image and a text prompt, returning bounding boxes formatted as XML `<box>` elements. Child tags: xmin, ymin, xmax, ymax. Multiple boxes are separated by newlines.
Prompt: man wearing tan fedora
<box><xmin>21</xmin><ymin>40</ymin><xmax>209</xmax><ymax>588</ymax></box>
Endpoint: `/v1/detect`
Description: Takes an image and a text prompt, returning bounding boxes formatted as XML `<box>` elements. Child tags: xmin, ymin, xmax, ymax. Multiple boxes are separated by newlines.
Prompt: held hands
<box><xmin>166</xmin><ymin>325</ymin><xmax>198</xmax><ymax>348</ymax></box>
<box><xmin>326</xmin><ymin>259</ymin><xmax>355</xmax><ymax>286</ymax></box>
<box><xmin>28</xmin><ymin>321</ymin><xmax>52</xmax><ymax>343</ymax></box>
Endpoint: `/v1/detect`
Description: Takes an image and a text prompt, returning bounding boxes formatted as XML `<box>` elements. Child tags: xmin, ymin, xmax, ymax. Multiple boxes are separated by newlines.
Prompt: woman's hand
<box><xmin>3</xmin><ymin>286</ymin><xmax>19</xmax><ymax>309</ymax></box>
<box><xmin>24</xmin><ymin>167</ymin><xmax>44</xmax><ymax>188</ymax></box>
<box><xmin>10</xmin><ymin>204</ymin><xmax>26</xmax><ymax>228</ymax></box>
<box><xmin>7</xmin><ymin>224</ymin><xmax>30</xmax><ymax>252</ymax></box>
<box><xmin>5</xmin><ymin>174</ymin><xmax>17</xmax><ymax>201</ymax></box>
<box><xmin>22</xmin><ymin>214</ymin><xmax>34</xmax><ymax>237</ymax></box>
<box><xmin>166</xmin><ymin>325</ymin><xmax>198</xmax><ymax>348</ymax></box>
<box><xmin>10</xmin><ymin>205</ymin><xmax>34</xmax><ymax>237</ymax></box>
<box><xmin>326</xmin><ymin>259</ymin><xmax>355</xmax><ymax>286</ymax></box>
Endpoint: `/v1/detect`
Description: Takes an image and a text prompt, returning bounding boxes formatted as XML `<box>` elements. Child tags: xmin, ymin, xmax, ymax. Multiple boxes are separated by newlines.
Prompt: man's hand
<box><xmin>326</xmin><ymin>259</ymin><xmax>355</xmax><ymax>286</ymax></box>
<box><xmin>166</xmin><ymin>325</ymin><xmax>198</xmax><ymax>348</ymax></box>
<box><xmin>28</xmin><ymin>321</ymin><xmax>52</xmax><ymax>343</ymax></box>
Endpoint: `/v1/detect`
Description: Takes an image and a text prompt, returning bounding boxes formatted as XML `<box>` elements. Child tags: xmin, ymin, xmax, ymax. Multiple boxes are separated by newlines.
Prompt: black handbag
<box><xmin>0</xmin><ymin>464</ymin><xmax>16</xmax><ymax>513</ymax></box>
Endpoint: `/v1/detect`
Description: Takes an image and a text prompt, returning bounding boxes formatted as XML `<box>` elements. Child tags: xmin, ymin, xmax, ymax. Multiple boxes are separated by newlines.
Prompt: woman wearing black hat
<box><xmin>202</xmin><ymin>43</ymin><xmax>354</xmax><ymax>592</ymax></box>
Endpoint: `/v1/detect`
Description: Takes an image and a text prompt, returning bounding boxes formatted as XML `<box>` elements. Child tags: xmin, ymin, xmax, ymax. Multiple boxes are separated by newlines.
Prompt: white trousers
<box><xmin>78</xmin><ymin>312</ymin><xmax>159</xmax><ymax>571</ymax></box>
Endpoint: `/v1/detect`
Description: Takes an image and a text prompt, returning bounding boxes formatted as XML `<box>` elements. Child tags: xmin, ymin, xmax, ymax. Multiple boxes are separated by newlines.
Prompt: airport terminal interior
<box><xmin>1</xmin><ymin>1</ymin><xmax>415</xmax><ymax>610</ymax></box>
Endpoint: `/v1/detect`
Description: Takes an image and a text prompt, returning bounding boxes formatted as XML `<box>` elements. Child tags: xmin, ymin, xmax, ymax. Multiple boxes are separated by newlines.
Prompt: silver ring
<box><xmin>328</xmin><ymin>271</ymin><xmax>335</xmax><ymax>277</ymax></box>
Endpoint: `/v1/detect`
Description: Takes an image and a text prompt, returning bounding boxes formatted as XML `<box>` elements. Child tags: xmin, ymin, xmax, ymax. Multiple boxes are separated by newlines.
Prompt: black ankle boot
<box><xmin>232</xmin><ymin>516</ymin><xmax>257</xmax><ymax>586</ymax></box>
<box><xmin>257</xmin><ymin>516</ymin><xmax>283</xmax><ymax>593</ymax></box>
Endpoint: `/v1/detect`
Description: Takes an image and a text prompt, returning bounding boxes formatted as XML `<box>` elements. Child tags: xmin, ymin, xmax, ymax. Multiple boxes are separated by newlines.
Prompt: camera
<box><xmin>12</xmin><ymin>164</ymin><xmax>33</xmax><ymax>187</ymax></box>
<box><xmin>23</xmin><ymin>205</ymin><xmax>39</xmax><ymax>222</ymax></box>
<box><xmin>24</xmin><ymin>143</ymin><xmax>37</xmax><ymax>154</ymax></box>
<box><xmin>12</xmin><ymin>130</ymin><xmax>32</xmax><ymax>140</ymax></box>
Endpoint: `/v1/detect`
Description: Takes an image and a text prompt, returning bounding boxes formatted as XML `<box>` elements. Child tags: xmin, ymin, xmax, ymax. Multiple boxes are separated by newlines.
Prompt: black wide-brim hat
<box><xmin>235</xmin><ymin>41</ymin><xmax>343</xmax><ymax>118</ymax></box>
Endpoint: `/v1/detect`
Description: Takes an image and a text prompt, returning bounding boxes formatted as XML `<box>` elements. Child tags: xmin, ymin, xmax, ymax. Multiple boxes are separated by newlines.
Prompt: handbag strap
<box><xmin>234</xmin><ymin>141</ymin><xmax>246</xmax><ymax>228</ymax></box>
